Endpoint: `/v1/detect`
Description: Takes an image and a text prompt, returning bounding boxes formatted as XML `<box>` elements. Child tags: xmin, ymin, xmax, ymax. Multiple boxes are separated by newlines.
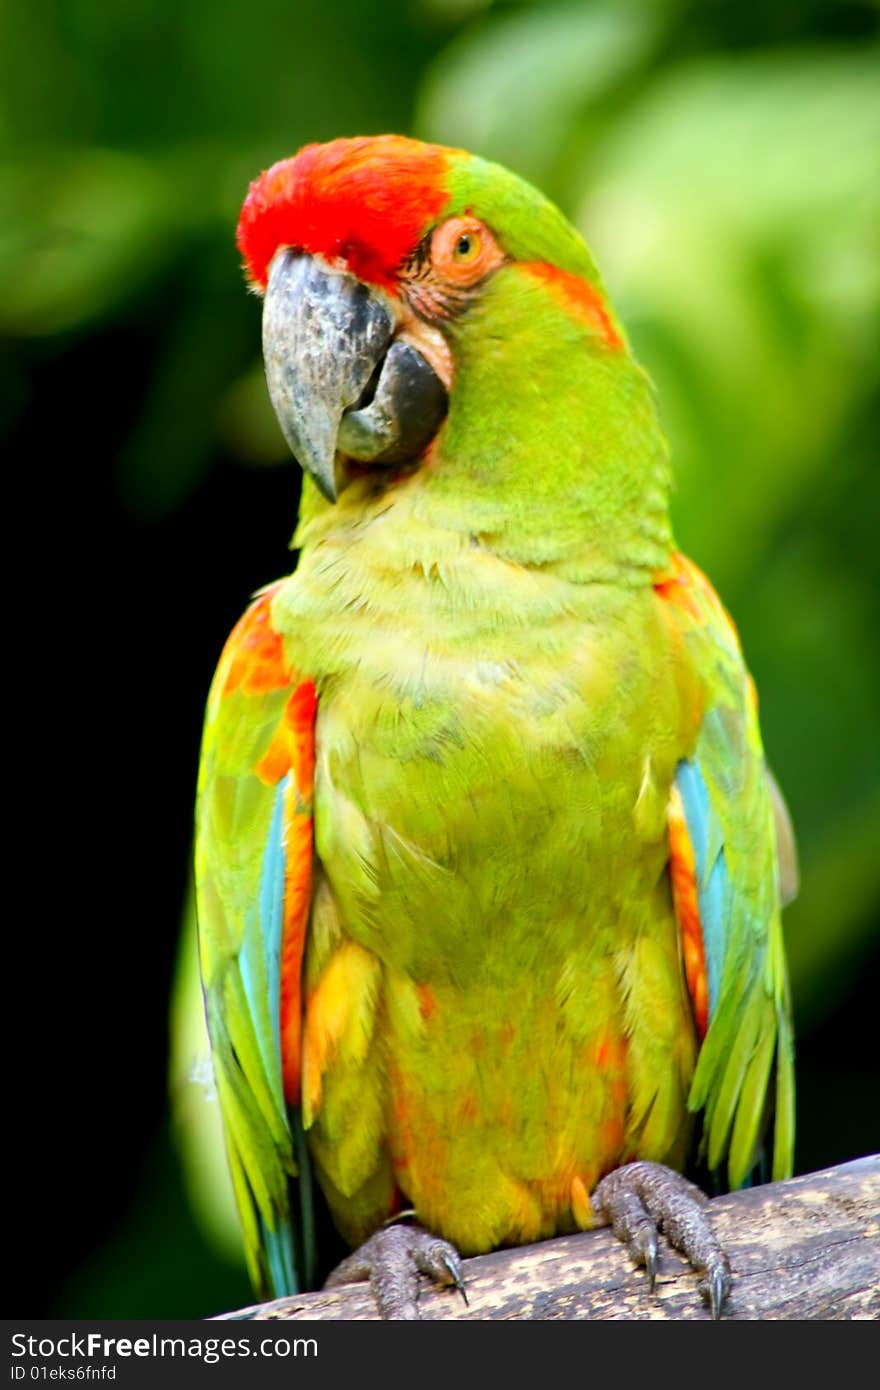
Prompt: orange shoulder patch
<box><xmin>219</xmin><ymin>582</ymin><xmax>289</xmax><ymax>698</ymax></box>
<box><xmin>216</xmin><ymin>583</ymin><xmax>318</xmax><ymax>1108</ymax></box>
<box><xmin>654</xmin><ymin>551</ymin><xmax>743</xmax><ymax>657</ymax></box>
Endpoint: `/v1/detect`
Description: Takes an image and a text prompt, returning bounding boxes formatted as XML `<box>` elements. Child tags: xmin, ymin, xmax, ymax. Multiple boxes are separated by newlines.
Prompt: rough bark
<box><xmin>220</xmin><ymin>1155</ymin><xmax>880</xmax><ymax>1320</ymax></box>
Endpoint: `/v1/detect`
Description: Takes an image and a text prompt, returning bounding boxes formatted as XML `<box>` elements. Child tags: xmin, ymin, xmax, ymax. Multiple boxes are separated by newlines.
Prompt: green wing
<box><xmin>195</xmin><ymin>583</ymin><xmax>317</xmax><ymax>1297</ymax></box>
<box><xmin>663</xmin><ymin>554</ymin><xmax>796</xmax><ymax>1188</ymax></box>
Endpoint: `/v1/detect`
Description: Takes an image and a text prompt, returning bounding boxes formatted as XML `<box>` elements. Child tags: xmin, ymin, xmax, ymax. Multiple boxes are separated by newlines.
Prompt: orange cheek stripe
<box><xmin>522</xmin><ymin>262</ymin><xmax>623</xmax><ymax>350</ymax></box>
<box><xmin>668</xmin><ymin>784</ymin><xmax>709</xmax><ymax>1038</ymax></box>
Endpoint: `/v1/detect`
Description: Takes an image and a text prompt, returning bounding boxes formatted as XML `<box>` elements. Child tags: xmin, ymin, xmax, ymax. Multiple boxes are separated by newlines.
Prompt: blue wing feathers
<box><xmin>675</xmin><ymin>757</ymin><xmax>731</xmax><ymax>1021</ymax></box>
<box><xmin>260</xmin><ymin>773</ymin><xmax>290</xmax><ymax>1066</ymax></box>
<box><xmin>235</xmin><ymin>772</ymin><xmax>309</xmax><ymax>1296</ymax></box>
<box><xmin>260</xmin><ymin>1214</ymin><xmax>298</xmax><ymax>1298</ymax></box>
<box><xmin>674</xmin><ymin>753</ymin><xmax>793</xmax><ymax>1186</ymax></box>
<box><xmin>237</xmin><ymin>774</ymin><xmax>289</xmax><ymax>1117</ymax></box>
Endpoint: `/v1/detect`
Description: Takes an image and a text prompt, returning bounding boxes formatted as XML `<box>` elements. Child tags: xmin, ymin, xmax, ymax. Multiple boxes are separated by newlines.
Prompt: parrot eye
<box><xmin>455</xmin><ymin>232</ymin><xmax>476</xmax><ymax>260</ymax></box>
<box><xmin>430</xmin><ymin>216</ymin><xmax>504</xmax><ymax>287</ymax></box>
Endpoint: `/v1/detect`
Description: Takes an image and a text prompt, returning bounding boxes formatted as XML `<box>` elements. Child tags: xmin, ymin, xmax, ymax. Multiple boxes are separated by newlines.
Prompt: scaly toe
<box><xmin>592</xmin><ymin>1161</ymin><xmax>732</xmax><ymax>1317</ymax></box>
<box><xmin>324</xmin><ymin>1223</ymin><xmax>467</xmax><ymax>1320</ymax></box>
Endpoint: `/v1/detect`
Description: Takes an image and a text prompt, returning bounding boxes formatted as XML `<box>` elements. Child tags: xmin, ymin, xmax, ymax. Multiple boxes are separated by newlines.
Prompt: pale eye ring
<box><xmin>430</xmin><ymin>216</ymin><xmax>504</xmax><ymax>284</ymax></box>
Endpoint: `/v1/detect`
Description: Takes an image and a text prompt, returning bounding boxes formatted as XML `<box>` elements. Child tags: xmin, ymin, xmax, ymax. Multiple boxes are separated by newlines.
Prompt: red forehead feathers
<box><xmin>237</xmin><ymin>136</ymin><xmax>452</xmax><ymax>291</ymax></box>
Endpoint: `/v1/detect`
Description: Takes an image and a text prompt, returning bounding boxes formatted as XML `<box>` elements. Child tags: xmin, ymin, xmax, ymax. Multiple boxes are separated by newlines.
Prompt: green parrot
<box><xmin>195</xmin><ymin>135</ymin><xmax>797</xmax><ymax>1319</ymax></box>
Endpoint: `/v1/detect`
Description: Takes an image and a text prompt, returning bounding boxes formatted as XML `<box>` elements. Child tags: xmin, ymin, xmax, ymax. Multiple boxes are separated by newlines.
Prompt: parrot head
<box><xmin>233</xmin><ymin>134</ymin><xmax>664</xmax><ymax>575</ymax></box>
<box><xmin>236</xmin><ymin>134</ymin><xmax>642</xmax><ymax>505</ymax></box>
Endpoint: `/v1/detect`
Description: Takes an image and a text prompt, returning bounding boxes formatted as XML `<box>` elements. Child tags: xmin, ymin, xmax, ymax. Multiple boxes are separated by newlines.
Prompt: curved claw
<box><xmin>440</xmin><ymin>1251</ymin><xmax>469</xmax><ymax>1306</ymax></box>
<box><xmin>643</xmin><ymin>1235</ymin><xmax>658</xmax><ymax>1294</ymax></box>
<box><xmin>702</xmin><ymin>1264</ymin><xmax>731</xmax><ymax>1320</ymax></box>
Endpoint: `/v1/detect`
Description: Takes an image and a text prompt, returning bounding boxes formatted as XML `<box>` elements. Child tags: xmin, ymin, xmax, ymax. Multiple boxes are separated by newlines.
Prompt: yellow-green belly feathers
<box><xmin>275</xmin><ymin>492</ymin><xmax>699</xmax><ymax>1252</ymax></box>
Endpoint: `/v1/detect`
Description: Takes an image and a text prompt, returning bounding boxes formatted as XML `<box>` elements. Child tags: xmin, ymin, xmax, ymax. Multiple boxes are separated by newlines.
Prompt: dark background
<box><xmin>4</xmin><ymin>0</ymin><xmax>878</xmax><ymax>1316</ymax></box>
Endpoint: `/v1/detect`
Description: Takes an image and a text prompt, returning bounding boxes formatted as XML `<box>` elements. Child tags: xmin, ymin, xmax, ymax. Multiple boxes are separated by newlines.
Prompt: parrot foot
<box><xmin>591</xmin><ymin>1161</ymin><xmax>731</xmax><ymax>1318</ymax></box>
<box><xmin>324</xmin><ymin>1223</ymin><xmax>468</xmax><ymax>1320</ymax></box>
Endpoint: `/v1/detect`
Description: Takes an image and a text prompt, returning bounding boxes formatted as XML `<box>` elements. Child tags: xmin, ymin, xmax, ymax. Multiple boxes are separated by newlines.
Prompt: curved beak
<box><xmin>262</xmin><ymin>251</ymin><xmax>448</xmax><ymax>501</ymax></box>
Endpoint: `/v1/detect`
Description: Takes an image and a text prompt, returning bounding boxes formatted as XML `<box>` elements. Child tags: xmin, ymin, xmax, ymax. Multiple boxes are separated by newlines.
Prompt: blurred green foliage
<box><xmin>6</xmin><ymin>0</ymin><xmax>877</xmax><ymax>1317</ymax></box>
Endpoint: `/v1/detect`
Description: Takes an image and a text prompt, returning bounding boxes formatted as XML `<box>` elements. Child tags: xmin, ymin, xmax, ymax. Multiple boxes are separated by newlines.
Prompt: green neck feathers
<box><xmin>296</xmin><ymin>152</ymin><xmax>673</xmax><ymax>588</ymax></box>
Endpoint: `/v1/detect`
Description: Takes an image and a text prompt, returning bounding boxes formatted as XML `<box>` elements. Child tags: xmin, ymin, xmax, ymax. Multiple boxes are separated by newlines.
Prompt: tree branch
<box><xmin>220</xmin><ymin>1155</ymin><xmax>880</xmax><ymax>1320</ymax></box>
